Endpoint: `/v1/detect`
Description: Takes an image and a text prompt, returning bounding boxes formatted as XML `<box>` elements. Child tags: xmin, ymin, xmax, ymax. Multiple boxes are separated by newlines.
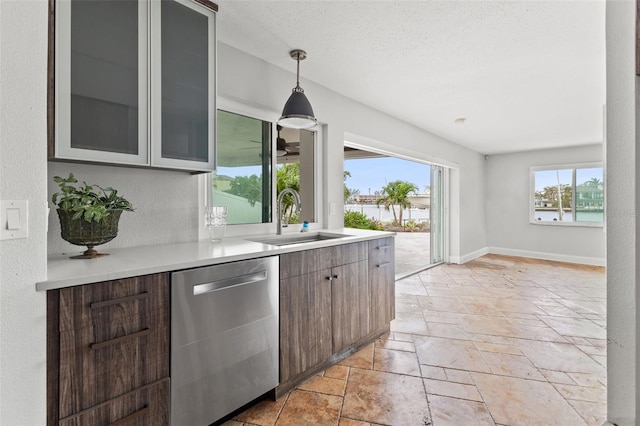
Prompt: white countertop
<box><xmin>36</xmin><ymin>228</ymin><xmax>395</xmax><ymax>291</ymax></box>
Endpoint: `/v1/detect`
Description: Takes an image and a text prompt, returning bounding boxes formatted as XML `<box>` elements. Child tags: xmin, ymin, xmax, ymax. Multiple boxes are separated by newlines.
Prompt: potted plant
<box><xmin>52</xmin><ymin>173</ymin><xmax>134</xmax><ymax>259</ymax></box>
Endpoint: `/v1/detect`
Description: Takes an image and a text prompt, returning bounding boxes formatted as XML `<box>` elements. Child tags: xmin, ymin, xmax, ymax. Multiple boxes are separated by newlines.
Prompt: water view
<box><xmin>533</xmin><ymin>210</ymin><xmax>604</xmax><ymax>222</ymax></box>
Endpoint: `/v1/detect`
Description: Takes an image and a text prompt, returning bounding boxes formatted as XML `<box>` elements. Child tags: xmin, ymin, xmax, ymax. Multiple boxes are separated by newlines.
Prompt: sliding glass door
<box><xmin>343</xmin><ymin>143</ymin><xmax>448</xmax><ymax>277</ymax></box>
<box><xmin>430</xmin><ymin>165</ymin><xmax>445</xmax><ymax>264</ymax></box>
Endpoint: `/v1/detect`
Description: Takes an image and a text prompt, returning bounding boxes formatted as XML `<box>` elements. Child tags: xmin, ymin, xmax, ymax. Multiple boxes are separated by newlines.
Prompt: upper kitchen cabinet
<box><xmin>51</xmin><ymin>0</ymin><xmax>217</xmax><ymax>172</ymax></box>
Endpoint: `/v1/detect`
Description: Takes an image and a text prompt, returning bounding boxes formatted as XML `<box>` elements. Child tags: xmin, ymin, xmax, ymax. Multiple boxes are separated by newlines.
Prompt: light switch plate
<box><xmin>1</xmin><ymin>200</ymin><xmax>28</xmax><ymax>240</ymax></box>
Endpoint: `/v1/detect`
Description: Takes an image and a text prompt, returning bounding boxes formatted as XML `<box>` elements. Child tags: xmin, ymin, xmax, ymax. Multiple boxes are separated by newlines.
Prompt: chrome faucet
<box><xmin>277</xmin><ymin>188</ymin><xmax>301</xmax><ymax>235</ymax></box>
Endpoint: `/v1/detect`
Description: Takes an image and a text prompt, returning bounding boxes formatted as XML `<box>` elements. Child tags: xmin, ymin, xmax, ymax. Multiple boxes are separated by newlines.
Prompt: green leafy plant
<box><xmin>277</xmin><ymin>164</ymin><xmax>301</xmax><ymax>224</ymax></box>
<box><xmin>344</xmin><ymin>210</ymin><xmax>384</xmax><ymax>231</ymax></box>
<box><xmin>52</xmin><ymin>173</ymin><xmax>134</xmax><ymax>223</ymax></box>
<box><xmin>226</xmin><ymin>174</ymin><xmax>263</xmax><ymax>207</ymax></box>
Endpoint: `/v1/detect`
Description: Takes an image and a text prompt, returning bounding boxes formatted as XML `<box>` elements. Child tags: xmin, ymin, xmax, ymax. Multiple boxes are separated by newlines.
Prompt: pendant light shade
<box><xmin>278</xmin><ymin>50</ymin><xmax>318</xmax><ymax>130</ymax></box>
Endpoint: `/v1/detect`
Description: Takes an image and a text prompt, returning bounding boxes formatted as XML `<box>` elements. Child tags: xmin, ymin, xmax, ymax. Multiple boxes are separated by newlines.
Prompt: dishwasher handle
<box><xmin>193</xmin><ymin>271</ymin><xmax>268</xmax><ymax>296</ymax></box>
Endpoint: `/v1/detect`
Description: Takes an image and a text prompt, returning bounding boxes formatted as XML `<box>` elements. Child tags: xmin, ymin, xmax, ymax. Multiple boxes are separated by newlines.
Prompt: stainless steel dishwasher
<box><xmin>171</xmin><ymin>256</ymin><xmax>279</xmax><ymax>425</ymax></box>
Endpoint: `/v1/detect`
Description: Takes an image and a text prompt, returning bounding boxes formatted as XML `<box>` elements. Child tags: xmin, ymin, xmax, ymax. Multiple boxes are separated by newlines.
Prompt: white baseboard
<box><xmin>488</xmin><ymin>246</ymin><xmax>606</xmax><ymax>267</ymax></box>
<box><xmin>449</xmin><ymin>246</ymin><xmax>606</xmax><ymax>266</ymax></box>
<box><xmin>602</xmin><ymin>420</ymin><xmax>635</xmax><ymax>426</ymax></box>
<box><xmin>449</xmin><ymin>247</ymin><xmax>489</xmax><ymax>264</ymax></box>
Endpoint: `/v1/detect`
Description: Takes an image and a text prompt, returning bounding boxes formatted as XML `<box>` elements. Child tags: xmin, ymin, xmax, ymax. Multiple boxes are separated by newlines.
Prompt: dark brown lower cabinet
<box><xmin>331</xmin><ymin>260</ymin><xmax>370</xmax><ymax>353</ymax></box>
<box><xmin>369</xmin><ymin>237</ymin><xmax>396</xmax><ymax>331</ymax></box>
<box><xmin>48</xmin><ymin>273</ymin><xmax>170</xmax><ymax>426</ymax></box>
<box><xmin>46</xmin><ymin>238</ymin><xmax>395</xmax><ymax>421</ymax></box>
<box><xmin>58</xmin><ymin>379</ymin><xmax>169</xmax><ymax>426</ymax></box>
<box><xmin>278</xmin><ymin>237</ymin><xmax>394</xmax><ymax>395</ymax></box>
<box><xmin>279</xmin><ymin>270</ymin><xmax>332</xmax><ymax>387</ymax></box>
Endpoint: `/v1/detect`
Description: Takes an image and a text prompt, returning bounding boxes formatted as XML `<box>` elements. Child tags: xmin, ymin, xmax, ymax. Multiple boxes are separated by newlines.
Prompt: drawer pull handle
<box><xmin>108</xmin><ymin>405</ymin><xmax>150</xmax><ymax>426</ymax></box>
<box><xmin>193</xmin><ymin>271</ymin><xmax>267</xmax><ymax>296</ymax></box>
<box><xmin>377</xmin><ymin>245</ymin><xmax>391</xmax><ymax>250</ymax></box>
<box><xmin>90</xmin><ymin>292</ymin><xmax>149</xmax><ymax>309</ymax></box>
<box><xmin>90</xmin><ymin>328</ymin><xmax>150</xmax><ymax>351</ymax></box>
<box><xmin>326</xmin><ymin>274</ymin><xmax>339</xmax><ymax>281</ymax></box>
<box><xmin>377</xmin><ymin>262</ymin><xmax>391</xmax><ymax>268</ymax></box>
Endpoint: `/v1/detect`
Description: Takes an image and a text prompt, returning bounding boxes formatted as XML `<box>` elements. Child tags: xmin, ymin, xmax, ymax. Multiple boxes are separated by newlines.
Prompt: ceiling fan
<box><xmin>277</xmin><ymin>125</ymin><xmax>300</xmax><ymax>157</ymax></box>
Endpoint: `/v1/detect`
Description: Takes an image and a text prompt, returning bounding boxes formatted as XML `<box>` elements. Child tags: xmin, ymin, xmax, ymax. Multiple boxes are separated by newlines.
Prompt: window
<box><xmin>277</xmin><ymin>127</ymin><xmax>316</xmax><ymax>225</ymax></box>
<box><xmin>531</xmin><ymin>164</ymin><xmax>604</xmax><ymax>226</ymax></box>
<box><xmin>211</xmin><ymin>109</ymin><xmax>272</xmax><ymax>225</ymax></box>
<box><xmin>200</xmin><ymin>98</ymin><xmax>322</xmax><ymax>236</ymax></box>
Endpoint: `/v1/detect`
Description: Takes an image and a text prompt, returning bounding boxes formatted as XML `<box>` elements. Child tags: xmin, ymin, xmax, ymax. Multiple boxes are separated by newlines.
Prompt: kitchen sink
<box><xmin>247</xmin><ymin>232</ymin><xmax>352</xmax><ymax>246</ymax></box>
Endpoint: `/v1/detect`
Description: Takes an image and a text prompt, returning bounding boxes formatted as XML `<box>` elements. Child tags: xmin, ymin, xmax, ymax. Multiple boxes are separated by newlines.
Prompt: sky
<box><xmin>344</xmin><ymin>157</ymin><xmax>431</xmax><ymax>195</ymax></box>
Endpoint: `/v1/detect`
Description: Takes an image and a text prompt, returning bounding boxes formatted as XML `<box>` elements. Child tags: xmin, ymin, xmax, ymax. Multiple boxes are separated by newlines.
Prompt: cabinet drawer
<box><xmin>59</xmin><ymin>378</ymin><xmax>169</xmax><ymax>426</ymax></box>
<box><xmin>59</xmin><ymin>316</ymin><xmax>169</xmax><ymax>417</ymax></box>
<box><xmin>280</xmin><ymin>249</ymin><xmax>323</xmax><ymax>279</ymax></box>
<box><xmin>58</xmin><ymin>310</ymin><xmax>169</xmax><ymax>418</ymax></box>
<box><xmin>59</xmin><ymin>273</ymin><xmax>169</xmax><ymax>332</ymax></box>
<box><xmin>368</xmin><ymin>237</ymin><xmax>394</xmax><ymax>266</ymax></box>
<box><xmin>331</xmin><ymin>242</ymin><xmax>367</xmax><ymax>265</ymax></box>
<box><xmin>280</xmin><ymin>242</ymin><xmax>368</xmax><ymax>279</ymax></box>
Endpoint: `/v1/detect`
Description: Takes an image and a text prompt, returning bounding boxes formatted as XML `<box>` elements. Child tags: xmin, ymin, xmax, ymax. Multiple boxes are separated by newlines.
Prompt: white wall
<box><xmin>48</xmin><ymin>163</ymin><xmax>200</xmax><ymax>254</ymax></box>
<box><xmin>0</xmin><ymin>1</ymin><xmax>49</xmax><ymax>424</ymax></box>
<box><xmin>485</xmin><ymin>144</ymin><xmax>605</xmax><ymax>266</ymax></box>
<box><xmin>605</xmin><ymin>0</ymin><xmax>637</xmax><ymax>424</ymax></box>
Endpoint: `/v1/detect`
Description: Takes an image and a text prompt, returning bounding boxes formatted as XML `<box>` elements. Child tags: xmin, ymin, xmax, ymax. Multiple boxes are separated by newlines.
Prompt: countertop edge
<box><xmin>37</xmin><ymin>229</ymin><xmax>395</xmax><ymax>291</ymax></box>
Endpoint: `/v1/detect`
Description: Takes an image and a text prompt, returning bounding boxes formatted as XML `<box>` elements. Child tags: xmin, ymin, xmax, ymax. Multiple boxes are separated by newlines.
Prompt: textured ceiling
<box><xmin>216</xmin><ymin>0</ymin><xmax>605</xmax><ymax>155</ymax></box>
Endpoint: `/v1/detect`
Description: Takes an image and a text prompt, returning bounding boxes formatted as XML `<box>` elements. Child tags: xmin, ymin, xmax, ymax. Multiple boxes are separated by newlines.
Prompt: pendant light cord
<box><xmin>295</xmin><ymin>52</ymin><xmax>301</xmax><ymax>90</ymax></box>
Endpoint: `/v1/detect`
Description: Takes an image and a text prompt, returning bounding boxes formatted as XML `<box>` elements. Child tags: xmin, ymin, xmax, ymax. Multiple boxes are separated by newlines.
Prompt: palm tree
<box><xmin>586</xmin><ymin>177</ymin><xmax>603</xmax><ymax>188</ymax></box>
<box><xmin>343</xmin><ymin>170</ymin><xmax>360</xmax><ymax>203</ymax></box>
<box><xmin>376</xmin><ymin>180</ymin><xmax>418</xmax><ymax>225</ymax></box>
<box><xmin>277</xmin><ymin>163</ymin><xmax>300</xmax><ymax>223</ymax></box>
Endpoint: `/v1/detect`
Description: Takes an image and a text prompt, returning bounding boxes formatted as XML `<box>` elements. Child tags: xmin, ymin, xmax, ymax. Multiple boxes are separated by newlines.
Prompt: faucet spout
<box><xmin>277</xmin><ymin>188</ymin><xmax>301</xmax><ymax>235</ymax></box>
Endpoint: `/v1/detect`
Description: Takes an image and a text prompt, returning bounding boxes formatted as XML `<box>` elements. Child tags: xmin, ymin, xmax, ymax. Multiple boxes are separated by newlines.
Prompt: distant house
<box><xmin>355</xmin><ymin>194</ymin><xmax>381</xmax><ymax>205</ymax></box>
<box><xmin>576</xmin><ymin>183</ymin><xmax>604</xmax><ymax>212</ymax></box>
<box><xmin>213</xmin><ymin>174</ymin><xmax>233</xmax><ymax>192</ymax></box>
<box><xmin>534</xmin><ymin>198</ymin><xmax>554</xmax><ymax>208</ymax></box>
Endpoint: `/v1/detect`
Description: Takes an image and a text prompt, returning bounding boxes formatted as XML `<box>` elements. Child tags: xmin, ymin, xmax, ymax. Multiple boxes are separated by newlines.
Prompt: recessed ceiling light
<box><xmin>454</xmin><ymin>117</ymin><xmax>466</xmax><ymax>125</ymax></box>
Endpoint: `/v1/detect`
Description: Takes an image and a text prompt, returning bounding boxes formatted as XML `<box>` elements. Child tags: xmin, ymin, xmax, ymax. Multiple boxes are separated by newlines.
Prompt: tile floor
<box><xmin>226</xmin><ymin>254</ymin><xmax>607</xmax><ymax>426</ymax></box>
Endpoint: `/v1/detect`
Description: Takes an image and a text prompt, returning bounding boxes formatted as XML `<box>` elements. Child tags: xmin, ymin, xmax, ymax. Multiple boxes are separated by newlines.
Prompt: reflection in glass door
<box><xmin>430</xmin><ymin>165</ymin><xmax>445</xmax><ymax>264</ymax></box>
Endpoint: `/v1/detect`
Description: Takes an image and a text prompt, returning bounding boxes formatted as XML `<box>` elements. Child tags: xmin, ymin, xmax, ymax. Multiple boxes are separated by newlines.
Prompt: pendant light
<box><xmin>278</xmin><ymin>49</ymin><xmax>318</xmax><ymax>129</ymax></box>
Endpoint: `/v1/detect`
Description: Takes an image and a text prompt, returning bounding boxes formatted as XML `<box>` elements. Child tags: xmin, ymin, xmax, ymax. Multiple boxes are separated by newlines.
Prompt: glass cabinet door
<box><xmin>56</xmin><ymin>0</ymin><xmax>149</xmax><ymax>165</ymax></box>
<box><xmin>150</xmin><ymin>0</ymin><xmax>217</xmax><ymax>171</ymax></box>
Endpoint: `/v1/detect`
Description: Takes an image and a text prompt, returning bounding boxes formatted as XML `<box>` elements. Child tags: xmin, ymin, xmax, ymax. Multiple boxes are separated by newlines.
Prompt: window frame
<box><xmin>199</xmin><ymin>97</ymin><xmax>276</xmax><ymax>238</ymax></box>
<box><xmin>198</xmin><ymin>97</ymin><xmax>324</xmax><ymax>239</ymax></box>
<box><xmin>529</xmin><ymin>162</ymin><xmax>604</xmax><ymax>228</ymax></box>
